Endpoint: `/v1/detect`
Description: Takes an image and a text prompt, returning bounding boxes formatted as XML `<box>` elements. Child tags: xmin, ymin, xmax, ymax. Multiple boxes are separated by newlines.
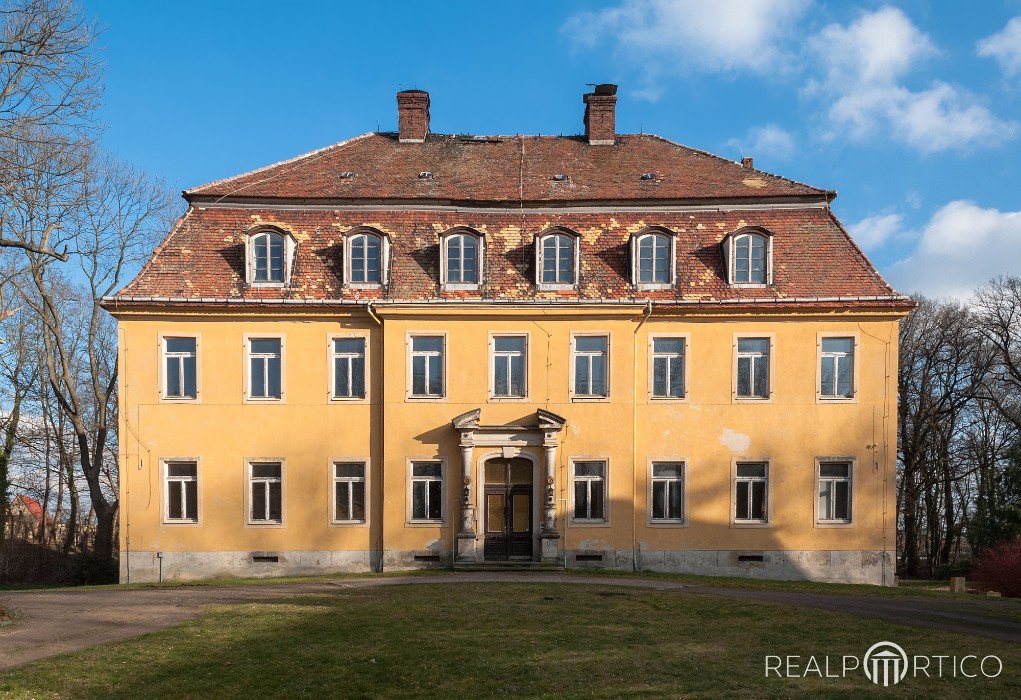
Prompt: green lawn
<box><xmin>1</xmin><ymin>583</ymin><xmax>1017</xmax><ymax>698</ymax></box>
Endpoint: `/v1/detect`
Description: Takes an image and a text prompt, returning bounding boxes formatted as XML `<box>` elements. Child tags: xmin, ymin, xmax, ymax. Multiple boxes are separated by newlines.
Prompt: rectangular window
<box><xmin>333</xmin><ymin>462</ymin><xmax>366</xmax><ymax>523</ymax></box>
<box><xmin>410</xmin><ymin>461</ymin><xmax>443</xmax><ymax>521</ymax></box>
<box><xmin>820</xmin><ymin>337</ymin><xmax>854</xmax><ymax>399</ymax></box>
<box><xmin>573</xmin><ymin>335</ymin><xmax>609</xmax><ymax>398</ymax></box>
<box><xmin>650</xmin><ymin>462</ymin><xmax>684</xmax><ymax>522</ymax></box>
<box><xmin>573</xmin><ymin>461</ymin><xmax>606</xmax><ymax>521</ymax></box>
<box><xmin>248</xmin><ymin>337</ymin><xmax>282</xmax><ymax>400</ymax></box>
<box><xmin>736</xmin><ymin>337</ymin><xmax>770</xmax><ymax>399</ymax></box>
<box><xmin>492</xmin><ymin>335</ymin><xmax>526</xmax><ymax>398</ymax></box>
<box><xmin>735</xmin><ymin>462</ymin><xmax>768</xmax><ymax>523</ymax></box>
<box><xmin>163</xmin><ymin>337</ymin><xmax>197</xmax><ymax>399</ymax></box>
<box><xmin>651</xmin><ymin>337</ymin><xmax>685</xmax><ymax>398</ymax></box>
<box><xmin>819</xmin><ymin>462</ymin><xmax>852</xmax><ymax>523</ymax></box>
<box><xmin>332</xmin><ymin>337</ymin><xmax>366</xmax><ymax>399</ymax></box>
<box><xmin>165</xmin><ymin>461</ymin><xmax>198</xmax><ymax>522</ymax></box>
<box><xmin>249</xmin><ymin>462</ymin><xmax>282</xmax><ymax>524</ymax></box>
<box><xmin>410</xmin><ymin>336</ymin><xmax>444</xmax><ymax>397</ymax></box>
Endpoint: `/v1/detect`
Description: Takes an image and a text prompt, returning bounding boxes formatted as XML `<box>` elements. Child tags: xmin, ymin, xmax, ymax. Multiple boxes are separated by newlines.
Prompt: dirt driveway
<box><xmin>1</xmin><ymin>572</ymin><xmax>1019</xmax><ymax>671</ymax></box>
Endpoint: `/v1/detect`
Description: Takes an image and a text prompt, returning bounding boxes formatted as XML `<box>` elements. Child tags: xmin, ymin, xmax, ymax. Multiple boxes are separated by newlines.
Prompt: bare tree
<box><xmin>974</xmin><ymin>276</ymin><xmax>1021</xmax><ymax>432</ymax></box>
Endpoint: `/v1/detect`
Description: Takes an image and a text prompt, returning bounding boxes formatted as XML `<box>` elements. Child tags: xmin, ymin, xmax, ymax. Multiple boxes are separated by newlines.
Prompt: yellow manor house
<box><xmin>104</xmin><ymin>86</ymin><xmax>912</xmax><ymax>585</ymax></box>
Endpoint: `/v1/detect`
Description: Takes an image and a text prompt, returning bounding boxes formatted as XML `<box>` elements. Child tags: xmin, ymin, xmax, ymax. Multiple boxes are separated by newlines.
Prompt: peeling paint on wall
<box><xmin>719</xmin><ymin>428</ymin><xmax>751</xmax><ymax>453</ymax></box>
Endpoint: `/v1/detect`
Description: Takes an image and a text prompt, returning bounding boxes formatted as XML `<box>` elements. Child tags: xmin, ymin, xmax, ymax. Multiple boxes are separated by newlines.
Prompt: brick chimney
<box><xmin>397</xmin><ymin>89</ymin><xmax>430</xmax><ymax>143</ymax></box>
<box><xmin>583</xmin><ymin>84</ymin><xmax>617</xmax><ymax>146</ymax></box>
<box><xmin>741</xmin><ymin>156</ymin><xmax>754</xmax><ymax>169</ymax></box>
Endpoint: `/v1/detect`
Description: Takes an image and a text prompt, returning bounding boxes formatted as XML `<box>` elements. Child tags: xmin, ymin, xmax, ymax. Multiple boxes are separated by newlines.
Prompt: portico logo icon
<box><xmin>863</xmin><ymin>641</ymin><xmax>909</xmax><ymax>687</ymax></box>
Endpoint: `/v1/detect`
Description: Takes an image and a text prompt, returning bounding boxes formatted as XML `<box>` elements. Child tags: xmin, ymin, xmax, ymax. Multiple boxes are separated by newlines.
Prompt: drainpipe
<box><xmin>366</xmin><ymin>303</ymin><xmax>384</xmax><ymax>572</ymax></box>
<box><xmin>632</xmin><ymin>301</ymin><xmax>653</xmax><ymax>571</ymax></box>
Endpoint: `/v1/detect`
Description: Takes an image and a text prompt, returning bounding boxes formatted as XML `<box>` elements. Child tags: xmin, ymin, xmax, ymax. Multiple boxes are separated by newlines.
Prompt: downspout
<box><xmin>366</xmin><ymin>302</ymin><xmax>383</xmax><ymax>572</ymax></box>
<box><xmin>632</xmin><ymin>300</ymin><xmax>653</xmax><ymax>571</ymax></box>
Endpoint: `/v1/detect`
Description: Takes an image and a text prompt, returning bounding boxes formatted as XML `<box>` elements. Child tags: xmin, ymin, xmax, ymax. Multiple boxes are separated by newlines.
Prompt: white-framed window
<box><xmin>410</xmin><ymin>460</ymin><xmax>443</xmax><ymax>522</ymax></box>
<box><xmin>331</xmin><ymin>336</ymin><xmax>366</xmax><ymax>400</ymax></box>
<box><xmin>818</xmin><ymin>461</ymin><xmax>852</xmax><ymax>523</ymax></box>
<box><xmin>820</xmin><ymin>337</ymin><xmax>855</xmax><ymax>399</ymax></box>
<box><xmin>409</xmin><ymin>335</ymin><xmax>445</xmax><ymax>398</ymax></box>
<box><xmin>164</xmin><ymin>461</ymin><xmax>198</xmax><ymax>523</ymax></box>
<box><xmin>736</xmin><ymin>337</ymin><xmax>770</xmax><ymax>399</ymax></box>
<box><xmin>536</xmin><ymin>231</ymin><xmax>578</xmax><ymax>288</ymax></box>
<box><xmin>650</xmin><ymin>336</ymin><xmax>685</xmax><ymax>399</ymax></box>
<box><xmin>572</xmin><ymin>334</ymin><xmax>609</xmax><ymax>398</ymax></box>
<box><xmin>333</xmin><ymin>462</ymin><xmax>366</xmax><ymax>523</ymax></box>
<box><xmin>346</xmin><ymin>230</ymin><xmax>388</xmax><ymax>286</ymax></box>
<box><xmin>572</xmin><ymin>460</ymin><xmax>607</xmax><ymax>522</ymax></box>
<box><xmin>491</xmin><ymin>334</ymin><xmax>527</xmax><ymax>398</ymax></box>
<box><xmin>724</xmin><ymin>229</ymin><xmax>771</xmax><ymax>286</ymax></box>
<box><xmin>247</xmin><ymin>229</ymin><xmax>293</xmax><ymax>285</ymax></box>
<box><xmin>734</xmin><ymin>462</ymin><xmax>768</xmax><ymax>523</ymax></box>
<box><xmin>650</xmin><ymin>462</ymin><xmax>684</xmax><ymax>523</ymax></box>
<box><xmin>247</xmin><ymin>337</ymin><xmax>283</xmax><ymax>400</ymax></box>
<box><xmin>442</xmin><ymin>230</ymin><xmax>482</xmax><ymax>287</ymax></box>
<box><xmin>632</xmin><ymin>230</ymin><xmax>674</xmax><ymax>287</ymax></box>
<box><xmin>162</xmin><ymin>336</ymin><xmax>197</xmax><ymax>400</ymax></box>
<box><xmin>248</xmin><ymin>462</ymin><xmax>282</xmax><ymax>524</ymax></box>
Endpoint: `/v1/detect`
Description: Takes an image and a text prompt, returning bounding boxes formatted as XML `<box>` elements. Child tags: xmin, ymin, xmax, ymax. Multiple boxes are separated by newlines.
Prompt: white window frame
<box><xmin>439</xmin><ymin>229</ymin><xmax>483</xmax><ymax>290</ymax></box>
<box><xmin>723</xmin><ymin>228</ymin><xmax>772</xmax><ymax>288</ymax></box>
<box><xmin>159</xmin><ymin>333</ymin><xmax>200</xmax><ymax>403</ymax></box>
<box><xmin>344</xmin><ymin>229</ymin><xmax>390</xmax><ymax>288</ymax></box>
<box><xmin>488</xmin><ymin>332</ymin><xmax>529</xmax><ymax>401</ymax></box>
<box><xmin>648</xmin><ymin>333</ymin><xmax>689</xmax><ymax>402</ymax></box>
<box><xmin>328</xmin><ymin>333</ymin><xmax>369</xmax><ymax>402</ymax></box>
<box><xmin>570</xmin><ymin>332</ymin><xmax>610</xmax><ymax>401</ymax></box>
<box><xmin>162</xmin><ymin>458</ymin><xmax>200</xmax><ymax>525</ymax></box>
<box><xmin>406</xmin><ymin>332</ymin><xmax>447</xmax><ymax>400</ymax></box>
<box><xmin>815</xmin><ymin>458</ymin><xmax>855</xmax><ymax>527</ymax></box>
<box><xmin>246</xmin><ymin>228</ymin><xmax>295</xmax><ymax>287</ymax></box>
<box><xmin>570</xmin><ymin>458</ymin><xmax>610</xmax><ymax>525</ymax></box>
<box><xmin>244</xmin><ymin>334</ymin><xmax>285</xmax><ymax>403</ymax></box>
<box><xmin>731</xmin><ymin>459</ymin><xmax>771</xmax><ymax>527</ymax></box>
<box><xmin>817</xmin><ymin>333</ymin><xmax>859</xmax><ymax>403</ymax></box>
<box><xmin>330</xmin><ymin>459</ymin><xmax>368</xmax><ymax>525</ymax></box>
<box><xmin>631</xmin><ymin>229</ymin><xmax>676</xmax><ymax>289</ymax></box>
<box><xmin>648</xmin><ymin>459</ymin><xmax>687</xmax><ymax>526</ymax></box>
<box><xmin>246</xmin><ymin>459</ymin><xmax>285</xmax><ymax>527</ymax></box>
<box><xmin>535</xmin><ymin>230</ymin><xmax>580</xmax><ymax>290</ymax></box>
<box><xmin>733</xmin><ymin>333</ymin><xmax>774</xmax><ymax>403</ymax></box>
<box><xmin>407</xmin><ymin>458</ymin><xmax>446</xmax><ymax>525</ymax></box>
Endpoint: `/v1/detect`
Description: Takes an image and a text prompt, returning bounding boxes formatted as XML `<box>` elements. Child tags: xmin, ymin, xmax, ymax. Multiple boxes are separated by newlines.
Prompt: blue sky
<box><xmin>88</xmin><ymin>0</ymin><xmax>1020</xmax><ymax>297</ymax></box>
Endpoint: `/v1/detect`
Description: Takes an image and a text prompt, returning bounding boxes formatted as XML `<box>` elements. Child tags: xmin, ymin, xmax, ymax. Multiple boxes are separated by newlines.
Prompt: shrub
<box><xmin>970</xmin><ymin>535</ymin><xmax>1021</xmax><ymax>598</ymax></box>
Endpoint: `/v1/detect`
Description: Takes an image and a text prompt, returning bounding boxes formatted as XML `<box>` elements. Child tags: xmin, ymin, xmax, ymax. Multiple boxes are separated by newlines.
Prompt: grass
<box><xmin>0</xmin><ymin>582</ymin><xmax>1017</xmax><ymax>698</ymax></box>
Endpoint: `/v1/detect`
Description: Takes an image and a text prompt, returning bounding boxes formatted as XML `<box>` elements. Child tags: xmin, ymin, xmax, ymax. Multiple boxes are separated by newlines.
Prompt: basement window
<box><xmin>737</xmin><ymin>554</ymin><xmax>764</xmax><ymax>563</ymax></box>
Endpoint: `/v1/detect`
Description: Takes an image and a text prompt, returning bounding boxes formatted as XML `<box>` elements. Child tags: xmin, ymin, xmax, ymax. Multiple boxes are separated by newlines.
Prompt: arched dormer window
<box><xmin>345</xmin><ymin>229</ymin><xmax>389</xmax><ymax>286</ymax></box>
<box><xmin>535</xmin><ymin>228</ymin><xmax>579</xmax><ymax>289</ymax></box>
<box><xmin>440</xmin><ymin>228</ymin><xmax>483</xmax><ymax>289</ymax></box>
<box><xmin>246</xmin><ymin>227</ymin><xmax>294</xmax><ymax>286</ymax></box>
<box><xmin>630</xmin><ymin>227</ymin><xmax>675</xmax><ymax>288</ymax></box>
<box><xmin>723</xmin><ymin>228</ymin><xmax>772</xmax><ymax>286</ymax></box>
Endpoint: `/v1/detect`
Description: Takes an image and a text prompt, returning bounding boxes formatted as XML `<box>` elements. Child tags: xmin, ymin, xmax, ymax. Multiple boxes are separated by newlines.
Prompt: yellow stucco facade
<box><xmin>114</xmin><ymin>303</ymin><xmax>901</xmax><ymax>585</ymax></box>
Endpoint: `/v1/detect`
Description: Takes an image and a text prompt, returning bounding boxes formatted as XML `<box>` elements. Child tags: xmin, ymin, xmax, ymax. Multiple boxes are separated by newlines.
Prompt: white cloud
<box><xmin>808</xmin><ymin>7</ymin><xmax>1016</xmax><ymax>153</ymax></box>
<box><xmin>847</xmin><ymin>213</ymin><xmax>905</xmax><ymax>250</ymax></box>
<box><xmin>977</xmin><ymin>16</ymin><xmax>1021</xmax><ymax>78</ymax></box>
<box><xmin>562</xmin><ymin>0</ymin><xmax>811</xmax><ymax>79</ymax></box>
<box><xmin>887</xmin><ymin>201</ymin><xmax>1021</xmax><ymax>298</ymax></box>
<box><xmin>725</xmin><ymin>124</ymin><xmax>796</xmax><ymax>159</ymax></box>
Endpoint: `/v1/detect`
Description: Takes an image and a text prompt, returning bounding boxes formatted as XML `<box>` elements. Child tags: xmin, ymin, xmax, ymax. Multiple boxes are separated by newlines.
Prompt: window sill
<box><xmin>537</xmin><ymin>284</ymin><xmax>576</xmax><ymax>292</ymax></box>
<box><xmin>161</xmin><ymin>520</ymin><xmax>200</xmax><ymax>527</ymax></box>
<box><xmin>635</xmin><ymin>283</ymin><xmax>673</xmax><ymax>291</ymax></box>
<box><xmin>441</xmin><ymin>284</ymin><xmax>481</xmax><ymax>292</ymax></box>
<box><xmin>729</xmin><ymin>283</ymin><xmax>769</xmax><ymax>289</ymax></box>
<box><xmin>329</xmin><ymin>395</ymin><xmax>369</xmax><ymax>404</ymax></box>
<box><xmin>731</xmin><ymin>521</ymin><xmax>771</xmax><ymax>528</ymax></box>
<box><xmin>816</xmin><ymin>396</ymin><xmax>857</xmax><ymax>404</ymax></box>
<box><xmin>570</xmin><ymin>519</ymin><xmax>610</xmax><ymax>528</ymax></box>
<box><xmin>406</xmin><ymin>520</ymin><xmax>445</xmax><ymax>528</ymax></box>
<box><xmin>649</xmin><ymin>395</ymin><xmax>688</xmax><ymax>403</ymax></box>
<box><xmin>571</xmin><ymin>395</ymin><xmax>611</xmax><ymax>402</ymax></box>
<box><xmin>406</xmin><ymin>395</ymin><xmax>446</xmax><ymax>402</ymax></box>
<box><xmin>346</xmin><ymin>283</ymin><xmax>384</xmax><ymax>290</ymax></box>
<box><xmin>246</xmin><ymin>521</ymin><xmax>285</xmax><ymax>528</ymax></box>
<box><xmin>648</xmin><ymin>520</ymin><xmax>688</xmax><ymax>528</ymax></box>
<box><xmin>244</xmin><ymin>397</ymin><xmax>285</xmax><ymax>405</ymax></box>
<box><xmin>330</xmin><ymin>520</ymin><xmax>369</xmax><ymax>528</ymax></box>
<box><xmin>815</xmin><ymin>520</ymin><xmax>854</xmax><ymax>529</ymax></box>
<box><xmin>488</xmin><ymin>395</ymin><xmax>529</xmax><ymax>402</ymax></box>
<box><xmin>247</xmin><ymin>281</ymin><xmax>288</xmax><ymax>288</ymax></box>
<box><xmin>733</xmin><ymin>395</ymin><xmax>772</xmax><ymax>404</ymax></box>
<box><xmin>159</xmin><ymin>396</ymin><xmax>200</xmax><ymax>404</ymax></box>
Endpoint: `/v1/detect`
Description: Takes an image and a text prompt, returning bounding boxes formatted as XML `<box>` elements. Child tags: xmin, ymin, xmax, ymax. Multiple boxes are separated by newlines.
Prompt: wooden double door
<box><xmin>483</xmin><ymin>458</ymin><xmax>533</xmax><ymax>560</ymax></box>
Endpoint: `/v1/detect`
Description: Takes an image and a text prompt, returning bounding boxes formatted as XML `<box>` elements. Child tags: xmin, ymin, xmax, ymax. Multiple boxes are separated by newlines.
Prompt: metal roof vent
<box><xmin>552</xmin><ymin>173</ymin><xmax>568</xmax><ymax>181</ymax></box>
<box><xmin>418</xmin><ymin>171</ymin><xmax>433</xmax><ymax>179</ymax></box>
<box><xmin>339</xmin><ymin>171</ymin><xmax>355</xmax><ymax>179</ymax></box>
<box><xmin>640</xmin><ymin>172</ymin><xmax>657</xmax><ymax>181</ymax></box>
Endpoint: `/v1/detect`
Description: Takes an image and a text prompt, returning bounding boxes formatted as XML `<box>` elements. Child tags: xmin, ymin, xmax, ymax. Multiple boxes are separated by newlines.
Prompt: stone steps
<box><xmin>452</xmin><ymin>560</ymin><xmax>566</xmax><ymax>572</ymax></box>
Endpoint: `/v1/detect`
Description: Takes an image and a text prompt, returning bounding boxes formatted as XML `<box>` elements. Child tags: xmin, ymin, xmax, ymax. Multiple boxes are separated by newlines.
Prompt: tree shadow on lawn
<box><xmin>3</xmin><ymin>584</ymin><xmax>1019</xmax><ymax>698</ymax></box>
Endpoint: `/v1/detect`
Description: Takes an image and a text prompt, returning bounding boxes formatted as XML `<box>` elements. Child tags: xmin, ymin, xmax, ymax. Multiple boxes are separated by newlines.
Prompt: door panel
<box><xmin>482</xmin><ymin>458</ymin><xmax>533</xmax><ymax>561</ymax></box>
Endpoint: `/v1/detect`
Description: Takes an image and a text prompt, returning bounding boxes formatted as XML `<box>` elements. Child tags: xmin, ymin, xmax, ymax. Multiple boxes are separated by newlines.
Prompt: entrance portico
<box><xmin>451</xmin><ymin>409</ymin><xmax>567</xmax><ymax>564</ymax></box>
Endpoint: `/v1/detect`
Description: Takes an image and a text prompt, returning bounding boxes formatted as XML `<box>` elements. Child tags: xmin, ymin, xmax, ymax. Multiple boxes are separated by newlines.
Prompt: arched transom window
<box><xmin>443</xmin><ymin>231</ymin><xmax>481</xmax><ymax>286</ymax></box>
<box><xmin>632</xmin><ymin>230</ymin><xmax>673</xmax><ymax>286</ymax></box>
<box><xmin>347</xmin><ymin>231</ymin><xmax>386</xmax><ymax>285</ymax></box>
<box><xmin>538</xmin><ymin>232</ymin><xmax>577</xmax><ymax>286</ymax></box>
<box><xmin>248</xmin><ymin>229</ymin><xmax>289</xmax><ymax>285</ymax></box>
<box><xmin>731</xmin><ymin>230</ymin><xmax>769</xmax><ymax>285</ymax></box>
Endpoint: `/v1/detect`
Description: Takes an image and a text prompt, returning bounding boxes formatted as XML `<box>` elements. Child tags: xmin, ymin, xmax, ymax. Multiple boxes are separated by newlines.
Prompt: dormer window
<box><xmin>723</xmin><ymin>228</ymin><xmax>772</xmax><ymax>287</ymax></box>
<box><xmin>247</xmin><ymin>228</ymin><xmax>293</xmax><ymax>286</ymax></box>
<box><xmin>536</xmin><ymin>229</ymin><xmax>579</xmax><ymax>289</ymax></box>
<box><xmin>631</xmin><ymin>228</ymin><xmax>675</xmax><ymax>288</ymax></box>
<box><xmin>441</xmin><ymin>229</ymin><xmax>483</xmax><ymax>289</ymax></box>
<box><xmin>345</xmin><ymin>229</ymin><xmax>389</xmax><ymax>287</ymax></box>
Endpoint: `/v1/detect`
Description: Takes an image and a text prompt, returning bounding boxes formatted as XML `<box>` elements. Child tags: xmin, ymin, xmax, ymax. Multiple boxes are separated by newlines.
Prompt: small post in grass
<box><xmin>950</xmin><ymin>576</ymin><xmax>966</xmax><ymax>593</ymax></box>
